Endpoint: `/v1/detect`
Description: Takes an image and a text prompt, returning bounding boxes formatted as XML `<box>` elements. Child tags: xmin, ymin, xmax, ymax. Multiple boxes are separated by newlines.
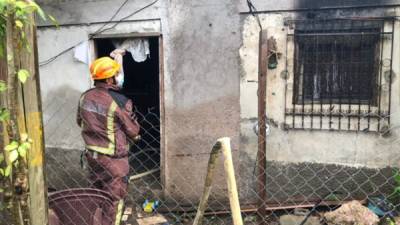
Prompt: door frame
<box><xmin>90</xmin><ymin>33</ymin><xmax>166</xmax><ymax>188</ymax></box>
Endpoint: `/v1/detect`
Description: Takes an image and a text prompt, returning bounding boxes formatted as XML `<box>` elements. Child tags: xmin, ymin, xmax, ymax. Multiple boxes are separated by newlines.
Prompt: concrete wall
<box><xmin>37</xmin><ymin>20</ymin><xmax>162</xmax><ymax>150</ymax></box>
<box><xmin>239</xmin><ymin>7</ymin><xmax>400</xmax><ymax>201</ymax></box>
<box><xmin>37</xmin><ymin>0</ymin><xmax>400</xmax><ymax>204</ymax></box>
<box><xmin>36</xmin><ymin>0</ymin><xmax>241</xmax><ymax>202</ymax></box>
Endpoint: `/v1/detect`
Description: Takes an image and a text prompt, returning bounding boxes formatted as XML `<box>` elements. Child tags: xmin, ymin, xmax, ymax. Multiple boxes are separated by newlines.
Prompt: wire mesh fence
<box><xmin>1</xmin><ymin>20</ymin><xmax>400</xmax><ymax>225</ymax></box>
<box><xmin>37</xmin><ymin>102</ymin><xmax>400</xmax><ymax>225</ymax></box>
<box><xmin>0</xmin><ymin>94</ymin><xmax>397</xmax><ymax>225</ymax></box>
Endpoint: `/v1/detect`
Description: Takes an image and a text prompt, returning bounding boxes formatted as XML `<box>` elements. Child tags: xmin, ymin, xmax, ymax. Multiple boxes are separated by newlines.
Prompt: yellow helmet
<box><xmin>89</xmin><ymin>57</ymin><xmax>120</xmax><ymax>80</ymax></box>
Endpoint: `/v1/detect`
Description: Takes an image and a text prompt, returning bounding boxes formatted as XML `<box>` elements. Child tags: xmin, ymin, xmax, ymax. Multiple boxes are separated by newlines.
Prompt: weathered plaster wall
<box><xmin>37</xmin><ymin>0</ymin><xmax>162</xmax><ymax>26</ymax></box>
<box><xmin>37</xmin><ymin>20</ymin><xmax>162</xmax><ymax>150</ymax></box>
<box><xmin>36</xmin><ymin>0</ymin><xmax>241</xmax><ymax>202</ymax></box>
<box><xmin>161</xmin><ymin>0</ymin><xmax>241</xmax><ymax>203</ymax></box>
<box><xmin>239</xmin><ymin>7</ymin><xmax>400</xmax><ymax>201</ymax></box>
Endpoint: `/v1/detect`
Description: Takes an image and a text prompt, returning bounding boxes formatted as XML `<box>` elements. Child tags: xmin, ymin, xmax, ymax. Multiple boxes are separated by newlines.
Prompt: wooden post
<box><xmin>193</xmin><ymin>142</ymin><xmax>222</xmax><ymax>225</ymax></box>
<box><xmin>220</xmin><ymin>137</ymin><xmax>243</xmax><ymax>225</ymax></box>
<box><xmin>4</xmin><ymin>10</ymin><xmax>47</xmax><ymax>225</ymax></box>
<box><xmin>257</xmin><ymin>30</ymin><xmax>269</xmax><ymax>224</ymax></box>
<box><xmin>5</xmin><ymin>2</ymin><xmax>19</xmax><ymax>141</ymax></box>
<box><xmin>193</xmin><ymin>138</ymin><xmax>243</xmax><ymax>225</ymax></box>
<box><xmin>2</xmin><ymin>5</ymin><xmax>47</xmax><ymax>225</ymax></box>
<box><xmin>5</xmin><ymin>10</ymin><xmax>26</xmax><ymax>225</ymax></box>
<box><xmin>22</xmin><ymin>17</ymin><xmax>49</xmax><ymax>225</ymax></box>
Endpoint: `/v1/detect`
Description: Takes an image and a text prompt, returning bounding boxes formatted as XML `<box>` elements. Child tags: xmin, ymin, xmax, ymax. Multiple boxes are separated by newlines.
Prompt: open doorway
<box><xmin>94</xmin><ymin>36</ymin><xmax>161</xmax><ymax>182</ymax></box>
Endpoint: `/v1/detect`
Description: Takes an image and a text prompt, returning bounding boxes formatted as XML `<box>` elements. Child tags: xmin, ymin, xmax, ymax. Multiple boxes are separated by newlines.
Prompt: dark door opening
<box><xmin>94</xmin><ymin>37</ymin><xmax>161</xmax><ymax>180</ymax></box>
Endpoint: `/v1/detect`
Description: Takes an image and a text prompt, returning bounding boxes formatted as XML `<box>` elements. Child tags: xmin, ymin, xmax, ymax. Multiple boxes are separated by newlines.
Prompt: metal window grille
<box><xmin>284</xmin><ymin>19</ymin><xmax>395</xmax><ymax>132</ymax></box>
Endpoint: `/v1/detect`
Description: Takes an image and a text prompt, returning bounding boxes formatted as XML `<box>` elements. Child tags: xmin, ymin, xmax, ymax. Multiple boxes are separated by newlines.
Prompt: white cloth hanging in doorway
<box><xmin>73</xmin><ymin>41</ymin><xmax>91</xmax><ymax>64</ymax></box>
<box><xmin>112</xmin><ymin>38</ymin><xmax>150</xmax><ymax>63</ymax></box>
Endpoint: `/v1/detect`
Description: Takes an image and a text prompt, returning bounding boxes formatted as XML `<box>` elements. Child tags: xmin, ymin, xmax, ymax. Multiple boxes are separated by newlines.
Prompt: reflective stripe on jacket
<box><xmin>77</xmin><ymin>82</ymin><xmax>140</xmax><ymax>157</ymax></box>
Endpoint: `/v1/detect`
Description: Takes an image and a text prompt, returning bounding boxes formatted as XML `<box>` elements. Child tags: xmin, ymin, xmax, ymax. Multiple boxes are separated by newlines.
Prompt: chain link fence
<box><xmin>37</xmin><ymin>100</ymin><xmax>400</xmax><ymax>225</ymax></box>
<box><xmin>1</xmin><ymin>78</ymin><xmax>400</xmax><ymax>222</ymax></box>
<box><xmin>0</xmin><ymin>97</ymin><xmax>397</xmax><ymax>225</ymax></box>
<box><xmin>2</xmin><ymin>23</ymin><xmax>400</xmax><ymax>224</ymax></box>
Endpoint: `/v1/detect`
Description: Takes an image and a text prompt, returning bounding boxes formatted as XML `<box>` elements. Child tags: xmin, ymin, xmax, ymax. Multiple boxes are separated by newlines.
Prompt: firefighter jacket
<box><xmin>77</xmin><ymin>82</ymin><xmax>140</xmax><ymax>157</ymax></box>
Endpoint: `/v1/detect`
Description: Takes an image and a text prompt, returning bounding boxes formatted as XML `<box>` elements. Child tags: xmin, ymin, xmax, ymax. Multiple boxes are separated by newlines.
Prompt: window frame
<box><xmin>292</xmin><ymin>26</ymin><xmax>382</xmax><ymax>106</ymax></box>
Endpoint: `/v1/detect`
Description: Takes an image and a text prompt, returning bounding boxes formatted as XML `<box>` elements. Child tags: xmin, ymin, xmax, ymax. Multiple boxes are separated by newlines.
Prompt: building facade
<box><xmin>37</xmin><ymin>0</ymin><xmax>400</xmax><ymax>205</ymax></box>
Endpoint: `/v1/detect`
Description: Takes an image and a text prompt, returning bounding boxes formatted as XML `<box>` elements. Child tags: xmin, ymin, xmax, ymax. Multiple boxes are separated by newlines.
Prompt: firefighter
<box><xmin>77</xmin><ymin>56</ymin><xmax>140</xmax><ymax>225</ymax></box>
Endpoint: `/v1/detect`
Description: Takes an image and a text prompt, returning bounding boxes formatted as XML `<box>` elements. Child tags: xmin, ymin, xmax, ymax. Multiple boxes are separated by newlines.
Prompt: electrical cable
<box><xmin>39</xmin><ymin>0</ymin><xmax>159</xmax><ymax>67</ymax></box>
<box><xmin>92</xmin><ymin>0</ymin><xmax>130</xmax><ymax>35</ymax></box>
<box><xmin>39</xmin><ymin>0</ymin><xmax>131</xmax><ymax>66</ymax></box>
<box><xmin>90</xmin><ymin>0</ymin><xmax>159</xmax><ymax>37</ymax></box>
<box><xmin>39</xmin><ymin>44</ymin><xmax>80</xmax><ymax>66</ymax></box>
<box><xmin>246</xmin><ymin>0</ymin><xmax>262</xmax><ymax>30</ymax></box>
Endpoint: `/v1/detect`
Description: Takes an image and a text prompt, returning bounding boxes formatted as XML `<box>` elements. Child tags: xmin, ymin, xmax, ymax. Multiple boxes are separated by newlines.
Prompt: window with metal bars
<box><xmin>285</xmin><ymin>19</ymin><xmax>394</xmax><ymax>132</ymax></box>
<box><xmin>294</xmin><ymin>30</ymin><xmax>380</xmax><ymax>104</ymax></box>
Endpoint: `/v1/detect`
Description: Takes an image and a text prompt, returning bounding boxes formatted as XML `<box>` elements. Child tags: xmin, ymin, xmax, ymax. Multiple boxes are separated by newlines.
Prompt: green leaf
<box><xmin>0</xmin><ymin>109</ymin><xmax>10</xmax><ymax>122</ymax></box>
<box><xmin>0</xmin><ymin>81</ymin><xmax>7</xmax><ymax>92</ymax></box>
<box><xmin>8</xmin><ymin>150</ymin><xmax>18</xmax><ymax>163</ymax></box>
<box><xmin>0</xmin><ymin>188</ymin><xmax>3</xmax><ymax>193</ymax></box>
<box><xmin>4</xmin><ymin>141</ymin><xmax>18</xmax><ymax>152</ymax></box>
<box><xmin>17</xmin><ymin>142</ymin><xmax>30</xmax><ymax>159</ymax></box>
<box><xmin>15</xmin><ymin>20</ymin><xmax>23</xmax><ymax>29</ymax></box>
<box><xmin>17</xmin><ymin>69</ymin><xmax>30</xmax><ymax>83</ymax></box>
<box><xmin>394</xmin><ymin>171</ymin><xmax>400</xmax><ymax>185</ymax></box>
<box><xmin>18</xmin><ymin>147</ymin><xmax>27</xmax><ymax>159</ymax></box>
<box><xmin>15</xmin><ymin>2</ymin><xmax>34</xmax><ymax>14</ymax></box>
<box><xmin>4</xmin><ymin>165</ymin><xmax>11</xmax><ymax>177</ymax></box>
<box><xmin>15</xmin><ymin>1</ymin><xmax>28</xmax><ymax>10</ymax></box>
<box><xmin>325</xmin><ymin>193</ymin><xmax>339</xmax><ymax>201</ymax></box>
<box><xmin>0</xmin><ymin>154</ymin><xmax>4</xmax><ymax>164</ymax></box>
<box><xmin>48</xmin><ymin>14</ymin><xmax>58</xmax><ymax>27</ymax></box>
<box><xmin>28</xmin><ymin>1</ymin><xmax>46</xmax><ymax>20</ymax></box>
<box><xmin>0</xmin><ymin>168</ymin><xmax>4</xmax><ymax>176</ymax></box>
<box><xmin>0</xmin><ymin>0</ymin><xmax>5</xmax><ymax>10</ymax></box>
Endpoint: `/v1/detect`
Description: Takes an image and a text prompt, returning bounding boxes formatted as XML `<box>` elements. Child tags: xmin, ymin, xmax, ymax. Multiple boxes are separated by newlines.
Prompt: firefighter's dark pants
<box><xmin>86</xmin><ymin>152</ymin><xmax>129</xmax><ymax>225</ymax></box>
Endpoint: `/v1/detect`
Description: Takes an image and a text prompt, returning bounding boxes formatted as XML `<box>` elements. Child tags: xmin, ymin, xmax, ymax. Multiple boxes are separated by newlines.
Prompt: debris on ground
<box><xmin>121</xmin><ymin>214</ymin><xmax>129</xmax><ymax>222</ymax></box>
<box><xmin>243</xmin><ymin>214</ymin><xmax>257</xmax><ymax>223</ymax></box>
<box><xmin>279</xmin><ymin>214</ymin><xmax>320</xmax><ymax>225</ymax></box>
<box><xmin>124</xmin><ymin>207</ymin><xmax>133</xmax><ymax>215</ymax></box>
<box><xmin>324</xmin><ymin>200</ymin><xmax>379</xmax><ymax>225</ymax></box>
<box><xmin>136</xmin><ymin>214</ymin><xmax>168</xmax><ymax>225</ymax></box>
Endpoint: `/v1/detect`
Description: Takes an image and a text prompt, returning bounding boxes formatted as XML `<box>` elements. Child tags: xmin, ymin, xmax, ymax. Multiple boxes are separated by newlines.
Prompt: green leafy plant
<box><xmin>17</xmin><ymin>69</ymin><xmax>29</xmax><ymax>83</ymax></box>
<box><xmin>0</xmin><ymin>1</ymin><xmax>56</xmax><ymax>224</ymax></box>
<box><xmin>388</xmin><ymin>169</ymin><xmax>400</xmax><ymax>204</ymax></box>
<box><xmin>3</xmin><ymin>134</ymin><xmax>32</xmax><ymax>176</ymax></box>
<box><xmin>0</xmin><ymin>0</ymin><xmax>55</xmax><ymax>54</ymax></box>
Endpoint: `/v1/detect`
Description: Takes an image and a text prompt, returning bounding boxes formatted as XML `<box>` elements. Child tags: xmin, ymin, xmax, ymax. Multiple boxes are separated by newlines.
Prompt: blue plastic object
<box><xmin>368</xmin><ymin>196</ymin><xmax>396</xmax><ymax>217</ymax></box>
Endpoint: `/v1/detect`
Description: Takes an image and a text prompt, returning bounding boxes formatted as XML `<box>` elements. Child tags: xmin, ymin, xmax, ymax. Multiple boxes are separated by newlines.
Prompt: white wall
<box><xmin>37</xmin><ymin>21</ymin><xmax>162</xmax><ymax>150</ymax></box>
